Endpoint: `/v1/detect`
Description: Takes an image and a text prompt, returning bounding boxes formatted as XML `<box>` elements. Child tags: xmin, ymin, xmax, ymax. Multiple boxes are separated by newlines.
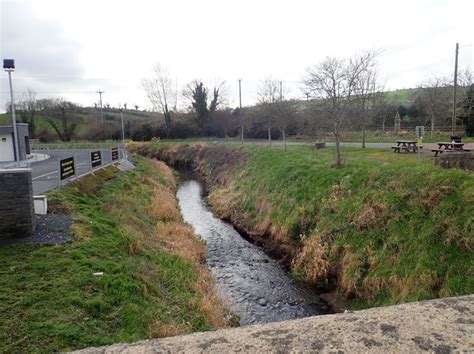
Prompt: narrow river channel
<box><xmin>177</xmin><ymin>177</ymin><xmax>328</xmax><ymax>325</ymax></box>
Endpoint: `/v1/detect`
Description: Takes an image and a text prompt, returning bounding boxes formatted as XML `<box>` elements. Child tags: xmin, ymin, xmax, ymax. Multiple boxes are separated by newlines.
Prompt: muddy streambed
<box><xmin>177</xmin><ymin>177</ymin><xmax>328</xmax><ymax>325</ymax></box>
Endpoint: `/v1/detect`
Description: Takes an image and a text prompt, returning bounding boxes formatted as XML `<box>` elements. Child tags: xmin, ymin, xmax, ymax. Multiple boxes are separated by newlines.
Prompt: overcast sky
<box><xmin>0</xmin><ymin>0</ymin><xmax>473</xmax><ymax>112</ymax></box>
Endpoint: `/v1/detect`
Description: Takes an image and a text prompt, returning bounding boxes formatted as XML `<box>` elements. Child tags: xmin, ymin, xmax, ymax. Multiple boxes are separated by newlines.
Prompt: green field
<box><xmin>132</xmin><ymin>142</ymin><xmax>474</xmax><ymax>309</ymax></box>
<box><xmin>0</xmin><ymin>111</ymin><xmax>151</xmax><ymax>138</ymax></box>
<box><xmin>0</xmin><ymin>157</ymin><xmax>228</xmax><ymax>352</ymax></box>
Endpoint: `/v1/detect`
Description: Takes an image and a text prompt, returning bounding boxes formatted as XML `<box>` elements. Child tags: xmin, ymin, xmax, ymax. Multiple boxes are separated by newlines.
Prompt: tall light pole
<box><xmin>3</xmin><ymin>59</ymin><xmax>20</xmax><ymax>165</ymax></box>
<box><xmin>97</xmin><ymin>90</ymin><xmax>105</xmax><ymax>124</ymax></box>
<box><xmin>452</xmin><ymin>42</ymin><xmax>459</xmax><ymax>136</ymax></box>
<box><xmin>238</xmin><ymin>78</ymin><xmax>243</xmax><ymax>144</ymax></box>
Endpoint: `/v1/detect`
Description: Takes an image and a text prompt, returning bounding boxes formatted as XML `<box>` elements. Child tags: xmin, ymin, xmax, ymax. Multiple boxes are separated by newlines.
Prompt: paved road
<box><xmin>30</xmin><ymin>148</ymin><xmax>124</xmax><ymax>195</ymax></box>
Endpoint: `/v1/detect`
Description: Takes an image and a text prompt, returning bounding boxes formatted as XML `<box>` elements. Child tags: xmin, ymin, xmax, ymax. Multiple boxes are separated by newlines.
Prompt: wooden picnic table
<box><xmin>432</xmin><ymin>142</ymin><xmax>471</xmax><ymax>156</ymax></box>
<box><xmin>391</xmin><ymin>140</ymin><xmax>418</xmax><ymax>153</ymax></box>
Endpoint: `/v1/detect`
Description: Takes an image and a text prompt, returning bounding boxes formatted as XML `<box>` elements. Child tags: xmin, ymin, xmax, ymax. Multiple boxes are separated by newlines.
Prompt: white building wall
<box><xmin>0</xmin><ymin>133</ymin><xmax>15</xmax><ymax>162</ymax></box>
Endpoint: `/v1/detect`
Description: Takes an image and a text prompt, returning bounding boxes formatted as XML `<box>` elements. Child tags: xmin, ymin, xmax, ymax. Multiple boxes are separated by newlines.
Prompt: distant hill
<box><xmin>0</xmin><ymin>108</ymin><xmax>156</xmax><ymax>139</ymax></box>
<box><xmin>384</xmin><ymin>88</ymin><xmax>422</xmax><ymax>106</ymax></box>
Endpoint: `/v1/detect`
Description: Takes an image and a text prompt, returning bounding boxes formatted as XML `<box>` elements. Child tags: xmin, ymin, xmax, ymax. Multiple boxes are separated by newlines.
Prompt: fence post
<box><xmin>57</xmin><ymin>156</ymin><xmax>61</xmax><ymax>189</ymax></box>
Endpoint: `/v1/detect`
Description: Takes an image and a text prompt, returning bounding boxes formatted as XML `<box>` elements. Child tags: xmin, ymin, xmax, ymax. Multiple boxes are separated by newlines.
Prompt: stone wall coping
<box><xmin>75</xmin><ymin>295</ymin><xmax>474</xmax><ymax>353</ymax></box>
<box><xmin>0</xmin><ymin>168</ymin><xmax>32</xmax><ymax>173</ymax></box>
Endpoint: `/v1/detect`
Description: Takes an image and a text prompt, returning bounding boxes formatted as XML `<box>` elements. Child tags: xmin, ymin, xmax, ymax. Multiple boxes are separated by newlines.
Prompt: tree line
<box><xmin>4</xmin><ymin>50</ymin><xmax>473</xmax><ymax>165</ymax></box>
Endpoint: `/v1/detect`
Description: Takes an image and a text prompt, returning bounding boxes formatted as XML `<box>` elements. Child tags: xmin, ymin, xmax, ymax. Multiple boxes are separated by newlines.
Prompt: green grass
<box><xmin>236</xmin><ymin>146</ymin><xmax>473</xmax><ymax>306</ymax></box>
<box><xmin>0</xmin><ymin>157</ymin><xmax>215</xmax><ymax>352</ymax></box>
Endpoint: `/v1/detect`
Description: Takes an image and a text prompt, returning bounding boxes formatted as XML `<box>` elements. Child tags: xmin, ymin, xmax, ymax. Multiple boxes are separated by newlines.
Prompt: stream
<box><xmin>177</xmin><ymin>177</ymin><xmax>328</xmax><ymax>325</ymax></box>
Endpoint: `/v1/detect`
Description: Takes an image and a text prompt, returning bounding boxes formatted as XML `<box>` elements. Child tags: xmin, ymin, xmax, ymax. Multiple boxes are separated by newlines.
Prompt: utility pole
<box><xmin>120</xmin><ymin>108</ymin><xmax>125</xmax><ymax>142</ymax></box>
<box><xmin>97</xmin><ymin>90</ymin><xmax>105</xmax><ymax>124</ymax></box>
<box><xmin>279</xmin><ymin>81</ymin><xmax>283</xmax><ymax>101</ymax></box>
<box><xmin>452</xmin><ymin>42</ymin><xmax>459</xmax><ymax>136</ymax></box>
<box><xmin>174</xmin><ymin>76</ymin><xmax>178</xmax><ymax>112</ymax></box>
<box><xmin>238</xmin><ymin>78</ymin><xmax>243</xmax><ymax>144</ymax></box>
<box><xmin>3</xmin><ymin>59</ymin><xmax>20</xmax><ymax>165</ymax></box>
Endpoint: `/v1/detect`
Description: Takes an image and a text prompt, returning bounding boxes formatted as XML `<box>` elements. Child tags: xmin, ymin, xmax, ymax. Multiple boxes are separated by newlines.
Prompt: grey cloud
<box><xmin>0</xmin><ymin>1</ymin><xmax>87</xmax><ymax>108</ymax></box>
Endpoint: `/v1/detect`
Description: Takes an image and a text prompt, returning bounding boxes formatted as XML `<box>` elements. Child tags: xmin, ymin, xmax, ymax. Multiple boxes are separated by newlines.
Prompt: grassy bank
<box><xmin>0</xmin><ymin>157</ymin><xmax>229</xmax><ymax>352</ymax></box>
<box><xmin>130</xmin><ymin>142</ymin><xmax>474</xmax><ymax>309</ymax></box>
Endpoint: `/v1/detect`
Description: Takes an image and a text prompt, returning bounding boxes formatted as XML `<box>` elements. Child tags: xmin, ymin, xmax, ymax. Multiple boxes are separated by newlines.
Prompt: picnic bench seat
<box><xmin>431</xmin><ymin>148</ymin><xmax>451</xmax><ymax>157</ymax></box>
<box><xmin>392</xmin><ymin>146</ymin><xmax>412</xmax><ymax>153</ymax></box>
<box><xmin>432</xmin><ymin>148</ymin><xmax>471</xmax><ymax>156</ymax></box>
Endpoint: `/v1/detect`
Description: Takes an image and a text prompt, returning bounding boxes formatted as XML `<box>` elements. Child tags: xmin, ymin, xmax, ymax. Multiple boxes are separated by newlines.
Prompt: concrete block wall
<box><xmin>436</xmin><ymin>152</ymin><xmax>474</xmax><ymax>171</ymax></box>
<box><xmin>0</xmin><ymin>168</ymin><xmax>35</xmax><ymax>239</ymax></box>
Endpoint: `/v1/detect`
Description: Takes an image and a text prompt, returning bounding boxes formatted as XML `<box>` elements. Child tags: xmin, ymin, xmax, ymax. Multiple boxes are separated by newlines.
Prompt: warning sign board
<box><xmin>111</xmin><ymin>147</ymin><xmax>119</xmax><ymax>161</ymax></box>
<box><xmin>91</xmin><ymin>151</ymin><xmax>102</xmax><ymax>168</ymax></box>
<box><xmin>60</xmin><ymin>157</ymin><xmax>75</xmax><ymax>180</ymax></box>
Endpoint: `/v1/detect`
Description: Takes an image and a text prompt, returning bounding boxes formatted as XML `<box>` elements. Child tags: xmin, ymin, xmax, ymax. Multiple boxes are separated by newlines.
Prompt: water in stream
<box><xmin>177</xmin><ymin>178</ymin><xmax>328</xmax><ymax>325</ymax></box>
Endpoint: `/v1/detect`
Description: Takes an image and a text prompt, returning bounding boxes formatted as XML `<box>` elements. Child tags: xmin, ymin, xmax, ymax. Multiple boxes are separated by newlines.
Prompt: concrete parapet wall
<box><xmin>76</xmin><ymin>295</ymin><xmax>473</xmax><ymax>353</ymax></box>
<box><xmin>0</xmin><ymin>168</ymin><xmax>35</xmax><ymax>239</ymax></box>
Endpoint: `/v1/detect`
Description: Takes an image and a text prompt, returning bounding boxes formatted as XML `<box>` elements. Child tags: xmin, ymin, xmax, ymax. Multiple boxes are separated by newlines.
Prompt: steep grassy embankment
<box><xmin>0</xmin><ymin>157</ymin><xmax>229</xmax><ymax>352</ymax></box>
<box><xmin>130</xmin><ymin>142</ymin><xmax>474</xmax><ymax>310</ymax></box>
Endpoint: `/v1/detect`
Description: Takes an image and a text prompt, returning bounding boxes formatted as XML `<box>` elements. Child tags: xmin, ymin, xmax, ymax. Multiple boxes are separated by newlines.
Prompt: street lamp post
<box><xmin>3</xmin><ymin>59</ymin><xmax>20</xmax><ymax>165</ymax></box>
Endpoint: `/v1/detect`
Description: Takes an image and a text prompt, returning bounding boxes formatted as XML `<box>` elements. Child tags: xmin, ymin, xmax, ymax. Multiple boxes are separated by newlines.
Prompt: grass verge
<box><xmin>0</xmin><ymin>157</ymin><xmax>229</xmax><ymax>352</ymax></box>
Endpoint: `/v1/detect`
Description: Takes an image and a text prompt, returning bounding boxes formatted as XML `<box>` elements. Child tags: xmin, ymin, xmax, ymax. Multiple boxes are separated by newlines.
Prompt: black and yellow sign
<box><xmin>111</xmin><ymin>147</ymin><xmax>119</xmax><ymax>161</ymax></box>
<box><xmin>91</xmin><ymin>151</ymin><xmax>102</xmax><ymax>168</ymax></box>
<box><xmin>60</xmin><ymin>157</ymin><xmax>75</xmax><ymax>180</ymax></box>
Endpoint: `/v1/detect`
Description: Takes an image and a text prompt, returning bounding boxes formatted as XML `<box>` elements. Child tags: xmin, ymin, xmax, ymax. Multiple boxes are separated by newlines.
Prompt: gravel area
<box><xmin>0</xmin><ymin>213</ymin><xmax>72</xmax><ymax>247</ymax></box>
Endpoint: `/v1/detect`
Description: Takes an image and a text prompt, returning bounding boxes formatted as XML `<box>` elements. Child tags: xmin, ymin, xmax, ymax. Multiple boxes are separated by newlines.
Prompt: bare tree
<box><xmin>303</xmin><ymin>50</ymin><xmax>378</xmax><ymax>167</ymax></box>
<box><xmin>274</xmin><ymin>99</ymin><xmax>297</xmax><ymax>151</ymax></box>
<box><xmin>17</xmin><ymin>89</ymin><xmax>38</xmax><ymax>137</ymax></box>
<box><xmin>45</xmin><ymin>98</ymin><xmax>80</xmax><ymax>142</ymax></box>
<box><xmin>142</xmin><ymin>64</ymin><xmax>176</xmax><ymax>136</ymax></box>
<box><xmin>353</xmin><ymin>55</ymin><xmax>383</xmax><ymax>147</ymax></box>
<box><xmin>257</xmin><ymin>78</ymin><xmax>280</xmax><ymax>146</ymax></box>
<box><xmin>417</xmin><ymin>76</ymin><xmax>450</xmax><ymax>137</ymax></box>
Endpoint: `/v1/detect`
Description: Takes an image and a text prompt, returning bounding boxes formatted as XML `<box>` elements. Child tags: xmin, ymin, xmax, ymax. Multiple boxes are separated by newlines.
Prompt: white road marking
<box><xmin>32</xmin><ymin>171</ymin><xmax>58</xmax><ymax>180</ymax></box>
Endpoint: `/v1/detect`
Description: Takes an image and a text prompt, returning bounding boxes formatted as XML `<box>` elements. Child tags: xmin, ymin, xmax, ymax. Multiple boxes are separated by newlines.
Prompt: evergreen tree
<box><xmin>191</xmin><ymin>82</ymin><xmax>209</xmax><ymax>134</ymax></box>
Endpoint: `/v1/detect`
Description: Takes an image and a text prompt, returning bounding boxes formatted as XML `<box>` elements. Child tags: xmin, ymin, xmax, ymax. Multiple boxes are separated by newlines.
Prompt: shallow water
<box><xmin>177</xmin><ymin>178</ymin><xmax>327</xmax><ymax>325</ymax></box>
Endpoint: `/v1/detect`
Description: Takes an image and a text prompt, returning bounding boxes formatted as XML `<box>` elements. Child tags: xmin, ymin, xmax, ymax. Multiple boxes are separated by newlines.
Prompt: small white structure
<box><xmin>0</xmin><ymin>123</ymin><xmax>30</xmax><ymax>162</ymax></box>
<box><xmin>33</xmin><ymin>195</ymin><xmax>48</xmax><ymax>215</ymax></box>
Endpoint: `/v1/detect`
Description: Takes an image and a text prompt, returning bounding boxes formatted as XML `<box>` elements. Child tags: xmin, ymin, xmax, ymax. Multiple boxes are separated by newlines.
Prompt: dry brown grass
<box><xmin>207</xmin><ymin>184</ymin><xmax>241</xmax><ymax>220</ymax></box>
<box><xmin>154</xmin><ymin>222</ymin><xmax>206</xmax><ymax>264</ymax></box>
<box><xmin>355</xmin><ymin>201</ymin><xmax>387</xmax><ymax>231</ymax></box>
<box><xmin>291</xmin><ymin>234</ymin><xmax>332</xmax><ymax>285</ymax></box>
<box><xmin>148</xmin><ymin>319</ymin><xmax>181</xmax><ymax>338</ymax></box>
<box><xmin>338</xmin><ymin>245</ymin><xmax>362</xmax><ymax>297</ymax></box>
<box><xmin>192</xmin><ymin>267</ymin><xmax>230</xmax><ymax>328</ymax></box>
<box><xmin>419</xmin><ymin>185</ymin><xmax>454</xmax><ymax>210</ymax></box>
<box><xmin>147</xmin><ymin>186</ymin><xmax>182</xmax><ymax>223</ymax></box>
